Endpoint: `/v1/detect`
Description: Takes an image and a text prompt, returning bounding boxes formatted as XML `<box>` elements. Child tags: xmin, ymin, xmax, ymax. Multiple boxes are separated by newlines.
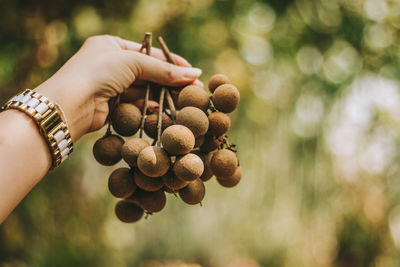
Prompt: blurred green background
<box><xmin>2</xmin><ymin>0</ymin><xmax>400</xmax><ymax>266</ymax></box>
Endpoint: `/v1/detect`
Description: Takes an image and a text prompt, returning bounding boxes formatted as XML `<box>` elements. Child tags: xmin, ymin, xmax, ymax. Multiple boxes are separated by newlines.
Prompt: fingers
<box><xmin>121</xmin><ymin>50</ymin><xmax>202</xmax><ymax>87</ymax></box>
<box><xmin>114</xmin><ymin>36</ymin><xmax>191</xmax><ymax>67</ymax></box>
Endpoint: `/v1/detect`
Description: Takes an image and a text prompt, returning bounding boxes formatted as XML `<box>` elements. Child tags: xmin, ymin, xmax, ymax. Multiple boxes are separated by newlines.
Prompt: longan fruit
<box><xmin>108</xmin><ymin>168</ymin><xmax>136</xmax><ymax>198</ymax></box>
<box><xmin>176</xmin><ymin>106</ymin><xmax>209</xmax><ymax>137</ymax></box>
<box><xmin>144</xmin><ymin>113</ymin><xmax>173</xmax><ymax>139</ymax></box>
<box><xmin>179</xmin><ymin>178</ymin><xmax>205</xmax><ymax>205</ymax></box>
<box><xmin>198</xmin><ymin>151</ymin><xmax>215</xmax><ymax>182</ymax></box>
<box><xmin>173</xmin><ymin>153</ymin><xmax>204</xmax><ymax>181</ymax></box>
<box><xmin>131</xmin><ymin>189</ymin><xmax>167</xmax><ymax>213</ymax></box>
<box><xmin>121</xmin><ymin>138</ymin><xmax>150</xmax><ymax>167</ymax></box>
<box><xmin>161</xmin><ymin>125</ymin><xmax>195</xmax><ymax>155</ymax></box>
<box><xmin>217</xmin><ymin>166</ymin><xmax>242</xmax><ymax>188</ymax></box>
<box><xmin>208</xmin><ymin>74</ymin><xmax>230</xmax><ymax>93</ymax></box>
<box><xmin>111</xmin><ymin>103</ymin><xmax>142</xmax><ymax>136</ymax></box>
<box><xmin>115</xmin><ymin>200</ymin><xmax>144</xmax><ymax>223</ymax></box>
<box><xmin>178</xmin><ymin>85</ymin><xmax>210</xmax><ymax>111</ymax></box>
<box><xmin>212</xmin><ymin>84</ymin><xmax>240</xmax><ymax>113</ymax></box>
<box><xmin>134</xmin><ymin>169</ymin><xmax>164</xmax><ymax>192</ymax></box>
<box><xmin>210</xmin><ymin>149</ymin><xmax>238</xmax><ymax>178</ymax></box>
<box><xmin>162</xmin><ymin>171</ymin><xmax>189</xmax><ymax>190</ymax></box>
<box><xmin>208</xmin><ymin>112</ymin><xmax>231</xmax><ymax>136</ymax></box>
<box><xmin>137</xmin><ymin>146</ymin><xmax>171</xmax><ymax>177</ymax></box>
<box><xmin>194</xmin><ymin>135</ymin><xmax>205</xmax><ymax>148</ymax></box>
<box><xmin>93</xmin><ymin>134</ymin><xmax>124</xmax><ymax>166</ymax></box>
<box><xmin>200</xmin><ymin>134</ymin><xmax>221</xmax><ymax>153</ymax></box>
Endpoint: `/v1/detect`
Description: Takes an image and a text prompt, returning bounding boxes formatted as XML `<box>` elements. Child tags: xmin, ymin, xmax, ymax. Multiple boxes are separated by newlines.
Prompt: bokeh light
<box><xmin>2</xmin><ymin>0</ymin><xmax>400</xmax><ymax>266</ymax></box>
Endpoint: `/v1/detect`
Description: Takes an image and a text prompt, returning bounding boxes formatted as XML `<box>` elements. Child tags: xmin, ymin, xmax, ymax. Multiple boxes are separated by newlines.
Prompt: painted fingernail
<box><xmin>183</xmin><ymin>67</ymin><xmax>202</xmax><ymax>78</ymax></box>
<box><xmin>194</xmin><ymin>79</ymin><xmax>204</xmax><ymax>87</ymax></box>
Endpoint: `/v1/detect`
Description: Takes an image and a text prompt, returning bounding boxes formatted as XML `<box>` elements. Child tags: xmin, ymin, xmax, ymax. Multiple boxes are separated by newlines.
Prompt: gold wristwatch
<box><xmin>1</xmin><ymin>89</ymin><xmax>73</xmax><ymax>169</ymax></box>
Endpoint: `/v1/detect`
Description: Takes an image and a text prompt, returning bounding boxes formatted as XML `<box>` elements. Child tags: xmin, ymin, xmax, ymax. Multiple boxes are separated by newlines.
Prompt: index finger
<box><xmin>113</xmin><ymin>36</ymin><xmax>192</xmax><ymax>67</ymax></box>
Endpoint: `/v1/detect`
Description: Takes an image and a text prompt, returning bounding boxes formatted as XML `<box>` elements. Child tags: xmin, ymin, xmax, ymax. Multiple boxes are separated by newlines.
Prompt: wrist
<box><xmin>2</xmin><ymin>89</ymin><xmax>74</xmax><ymax>168</ymax></box>
<box><xmin>34</xmin><ymin>77</ymin><xmax>93</xmax><ymax>142</ymax></box>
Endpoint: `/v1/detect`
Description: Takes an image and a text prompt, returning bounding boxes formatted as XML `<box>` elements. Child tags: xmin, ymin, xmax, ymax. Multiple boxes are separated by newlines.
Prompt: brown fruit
<box><xmin>176</xmin><ymin>106</ymin><xmax>209</xmax><ymax>137</ymax></box>
<box><xmin>111</xmin><ymin>103</ymin><xmax>142</xmax><ymax>136</ymax></box>
<box><xmin>200</xmin><ymin>135</ymin><xmax>221</xmax><ymax>152</ymax></box>
<box><xmin>210</xmin><ymin>149</ymin><xmax>238</xmax><ymax>178</ymax></box>
<box><xmin>208</xmin><ymin>112</ymin><xmax>231</xmax><ymax>136</ymax></box>
<box><xmin>212</xmin><ymin>84</ymin><xmax>240</xmax><ymax>113</ymax></box>
<box><xmin>115</xmin><ymin>200</ymin><xmax>144</xmax><ymax>223</ymax></box>
<box><xmin>161</xmin><ymin>125</ymin><xmax>195</xmax><ymax>155</ymax></box>
<box><xmin>217</xmin><ymin>166</ymin><xmax>242</xmax><ymax>188</ymax></box>
<box><xmin>134</xmin><ymin>169</ymin><xmax>164</xmax><ymax>192</ymax></box>
<box><xmin>144</xmin><ymin>113</ymin><xmax>173</xmax><ymax>139</ymax></box>
<box><xmin>93</xmin><ymin>134</ymin><xmax>124</xmax><ymax>166</ymax></box>
<box><xmin>178</xmin><ymin>85</ymin><xmax>210</xmax><ymax>111</ymax></box>
<box><xmin>121</xmin><ymin>138</ymin><xmax>150</xmax><ymax>167</ymax></box>
<box><xmin>194</xmin><ymin>135</ymin><xmax>205</xmax><ymax>148</ymax></box>
<box><xmin>208</xmin><ymin>74</ymin><xmax>230</xmax><ymax>93</ymax></box>
<box><xmin>162</xmin><ymin>171</ymin><xmax>189</xmax><ymax>190</ymax></box>
<box><xmin>131</xmin><ymin>189</ymin><xmax>167</xmax><ymax>213</ymax></box>
<box><xmin>137</xmin><ymin>146</ymin><xmax>171</xmax><ymax>177</ymax></box>
<box><xmin>108</xmin><ymin>168</ymin><xmax>136</xmax><ymax>198</ymax></box>
<box><xmin>173</xmin><ymin>153</ymin><xmax>204</xmax><ymax>181</ymax></box>
<box><xmin>179</xmin><ymin>178</ymin><xmax>205</xmax><ymax>205</ymax></box>
<box><xmin>198</xmin><ymin>151</ymin><xmax>215</xmax><ymax>182</ymax></box>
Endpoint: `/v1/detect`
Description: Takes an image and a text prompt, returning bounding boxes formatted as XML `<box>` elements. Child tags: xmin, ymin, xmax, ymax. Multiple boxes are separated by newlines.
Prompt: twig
<box><xmin>139</xmin><ymin>33</ymin><xmax>152</xmax><ymax>138</ymax></box>
<box><xmin>208</xmin><ymin>96</ymin><xmax>217</xmax><ymax>114</ymax></box>
<box><xmin>156</xmin><ymin>87</ymin><xmax>166</xmax><ymax>146</ymax></box>
<box><xmin>156</xmin><ymin>36</ymin><xmax>178</xmax><ymax>123</ymax></box>
<box><xmin>157</xmin><ymin>36</ymin><xmax>177</xmax><ymax>64</ymax></box>
<box><xmin>139</xmin><ymin>40</ymin><xmax>145</xmax><ymax>53</ymax></box>
<box><xmin>165</xmin><ymin>89</ymin><xmax>176</xmax><ymax>122</ymax></box>
<box><xmin>104</xmin><ymin>94</ymin><xmax>120</xmax><ymax>137</ymax></box>
<box><xmin>220</xmin><ymin>135</ymin><xmax>237</xmax><ymax>152</ymax></box>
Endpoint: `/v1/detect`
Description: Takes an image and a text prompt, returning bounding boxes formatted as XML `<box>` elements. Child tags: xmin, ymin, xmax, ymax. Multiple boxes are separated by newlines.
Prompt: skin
<box><xmin>0</xmin><ymin>35</ymin><xmax>202</xmax><ymax>223</ymax></box>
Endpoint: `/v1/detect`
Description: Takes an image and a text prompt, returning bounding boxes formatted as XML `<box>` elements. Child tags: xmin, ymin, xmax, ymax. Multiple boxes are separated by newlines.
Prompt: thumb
<box><xmin>121</xmin><ymin>50</ymin><xmax>202</xmax><ymax>86</ymax></box>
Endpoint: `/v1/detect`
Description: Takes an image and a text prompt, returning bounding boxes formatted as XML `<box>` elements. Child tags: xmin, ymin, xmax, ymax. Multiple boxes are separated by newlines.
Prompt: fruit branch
<box><xmin>104</xmin><ymin>94</ymin><xmax>120</xmax><ymax>137</ymax></box>
<box><xmin>157</xmin><ymin>36</ymin><xmax>177</xmax><ymax>64</ymax></box>
<box><xmin>156</xmin><ymin>36</ymin><xmax>177</xmax><ymax>122</ymax></box>
<box><xmin>156</xmin><ymin>87</ymin><xmax>166</xmax><ymax>146</ymax></box>
<box><xmin>139</xmin><ymin>32</ymin><xmax>152</xmax><ymax>138</ymax></box>
<box><xmin>165</xmin><ymin>89</ymin><xmax>176</xmax><ymax>122</ymax></box>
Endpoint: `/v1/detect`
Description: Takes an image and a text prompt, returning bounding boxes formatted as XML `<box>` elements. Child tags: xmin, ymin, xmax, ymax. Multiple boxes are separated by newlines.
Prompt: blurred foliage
<box><xmin>2</xmin><ymin>0</ymin><xmax>400</xmax><ymax>266</ymax></box>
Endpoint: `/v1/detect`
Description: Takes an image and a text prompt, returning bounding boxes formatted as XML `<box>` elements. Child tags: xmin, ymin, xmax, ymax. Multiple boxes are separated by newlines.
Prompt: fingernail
<box><xmin>193</xmin><ymin>79</ymin><xmax>204</xmax><ymax>87</ymax></box>
<box><xmin>183</xmin><ymin>67</ymin><xmax>202</xmax><ymax>78</ymax></box>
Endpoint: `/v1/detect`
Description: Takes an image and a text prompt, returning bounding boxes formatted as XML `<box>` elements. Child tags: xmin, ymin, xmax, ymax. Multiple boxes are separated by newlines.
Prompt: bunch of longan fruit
<box><xmin>92</xmin><ymin>33</ymin><xmax>241</xmax><ymax>223</ymax></box>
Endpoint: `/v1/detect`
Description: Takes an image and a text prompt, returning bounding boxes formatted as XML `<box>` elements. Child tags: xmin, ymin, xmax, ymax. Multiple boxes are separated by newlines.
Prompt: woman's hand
<box><xmin>34</xmin><ymin>35</ymin><xmax>202</xmax><ymax>142</ymax></box>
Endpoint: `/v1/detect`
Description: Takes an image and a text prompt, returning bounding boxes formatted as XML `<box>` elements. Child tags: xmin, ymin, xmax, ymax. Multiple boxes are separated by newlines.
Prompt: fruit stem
<box><xmin>165</xmin><ymin>89</ymin><xmax>176</xmax><ymax>122</ymax></box>
<box><xmin>156</xmin><ymin>87</ymin><xmax>166</xmax><ymax>146</ymax></box>
<box><xmin>157</xmin><ymin>36</ymin><xmax>177</xmax><ymax>64</ymax></box>
<box><xmin>104</xmin><ymin>94</ymin><xmax>120</xmax><ymax>137</ymax></box>
<box><xmin>156</xmin><ymin>36</ymin><xmax>177</xmax><ymax>123</ymax></box>
<box><xmin>139</xmin><ymin>40</ymin><xmax>145</xmax><ymax>53</ymax></box>
<box><xmin>144</xmin><ymin>32</ymin><xmax>152</xmax><ymax>55</ymax></box>
<box><xmin>208</xmin><ymin>96</ymin><xmax>217</xmax><ymax>114</ymax></box>
<box><xmin>139</xmin><ymin>33</ymin><xmax>153</xmax><ymax>138</ymax></box>
<box><xmin>220</xmin><ymin>135</ymin><xmax>237</xmax><ymax>152</ymax></box>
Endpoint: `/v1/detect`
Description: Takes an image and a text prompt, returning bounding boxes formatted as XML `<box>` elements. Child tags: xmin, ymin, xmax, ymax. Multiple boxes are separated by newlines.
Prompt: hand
<box><xmin>34</xmin><ymin>35</ymin><xmax>202</xmax><ymax>142</ymax></box>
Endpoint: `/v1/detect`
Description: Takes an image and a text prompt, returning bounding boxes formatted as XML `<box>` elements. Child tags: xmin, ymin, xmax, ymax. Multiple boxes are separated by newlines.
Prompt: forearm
<box><xmin>0</xmin><ymin>109</ymin><xmax>51</xmax><ymax>223</ymax></box>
